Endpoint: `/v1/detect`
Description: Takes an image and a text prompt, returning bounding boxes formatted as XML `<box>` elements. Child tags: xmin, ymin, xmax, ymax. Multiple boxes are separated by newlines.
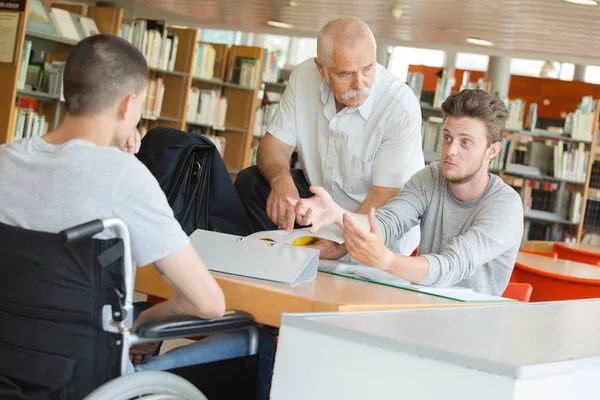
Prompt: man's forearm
<box><xmin>381</xmin><ymin>253</ymin><xmax>430</xmax><ymax>284</ymax></box>
<box><xmin>257</xmin><ymin>142</ymin><xmax>293</xmax><ymax>186</ymax></box>
<box><xmin>355</xmin><ymin>186</ymin><xmax>400</xmax><ymax>214</ymax></box>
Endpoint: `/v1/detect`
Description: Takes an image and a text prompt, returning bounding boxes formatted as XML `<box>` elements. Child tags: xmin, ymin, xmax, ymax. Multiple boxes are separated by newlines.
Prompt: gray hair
<box><xmin>316</xmin><ymin>17</ymin><xmax>377</xmax><ymax>67</ymax></box>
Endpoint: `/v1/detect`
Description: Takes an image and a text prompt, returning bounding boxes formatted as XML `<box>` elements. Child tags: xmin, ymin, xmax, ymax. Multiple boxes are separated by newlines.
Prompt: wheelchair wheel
<box><xmin>83</xmin><ymin>370</ymin><xmax>207</xmax><ymax>400</ymax></box>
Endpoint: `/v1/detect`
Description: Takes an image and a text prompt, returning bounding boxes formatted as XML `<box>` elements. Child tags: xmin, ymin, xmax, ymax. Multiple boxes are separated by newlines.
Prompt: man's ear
<box><xmin>487</xmin><ymin>141</ymin><xmax>502</xmax><ymax>160</ymax></box>
<box><xmin>314</xmin><ymin>57</ymin><xmax>326</xmax><ymax>80</ymax></box>
<box><xmin>118</xmin><ymin>93</ymin><xmax>137</xmax><ymax>120</ymax></box>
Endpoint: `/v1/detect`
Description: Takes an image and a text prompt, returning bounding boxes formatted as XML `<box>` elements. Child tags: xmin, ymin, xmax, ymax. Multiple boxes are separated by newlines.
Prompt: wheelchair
<box><xmin>0</xmin><ymin>217</ymin><xmax>260</xmax><ymax>399</ymax></box>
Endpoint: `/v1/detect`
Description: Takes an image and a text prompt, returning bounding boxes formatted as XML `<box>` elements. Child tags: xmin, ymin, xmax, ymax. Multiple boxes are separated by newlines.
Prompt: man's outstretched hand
<box><xmin>286</xmin><ymin>186</ymin><xmax>344</xmax><ymax>233</ymax></box>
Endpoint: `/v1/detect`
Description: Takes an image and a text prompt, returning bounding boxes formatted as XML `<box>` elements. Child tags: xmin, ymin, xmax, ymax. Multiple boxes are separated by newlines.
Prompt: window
<box><xmin>510</xmin><ymin>58</ymin><xmax>549</xmax><ymax>78</ymax></box>
<box><xmin>585</xmin><ymin>66</ymin><xmax>600</xmax><ymax>84</ymax></box>
<box><xmin>455</xmin><ymin>53</ymin><xmax>489</xmax><ymax>72</ymax></box>
<box><xmin>388</xmin><ymin>46</ymin><xmax>445</xmax><ymax>81</ymax></box>
<box><xmin>295</xmin><ymin>37</ymin><xmax>317</xmax><ymax>65</ymax></box>
<box><xmin>200</xmin><ymin>29</ymin><xmax>236</xmax><ymax>45</ymax></box>
<box><xmin>559</xmin><ymin>63</ymin><xmax>575</xmax><ymax>81</ymax></box>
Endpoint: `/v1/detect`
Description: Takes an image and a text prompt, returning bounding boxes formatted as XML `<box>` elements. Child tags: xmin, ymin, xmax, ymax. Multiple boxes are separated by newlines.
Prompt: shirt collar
<box><xmin>319</xmin><ymin>68</ymin><xmax>379</xmax><ymax>120</ymax></box>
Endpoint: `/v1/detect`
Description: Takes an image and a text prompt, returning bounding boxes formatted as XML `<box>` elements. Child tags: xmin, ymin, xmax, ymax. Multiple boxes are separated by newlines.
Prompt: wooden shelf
<box><xmin>192</xmin><ymin>76</ymin><xmax>224</xmax><ymax>85</ymax></box>
<box><xmin>524</xmin><ymin>210</ymin><xmax>578</xmax><ymax>226</ymax></box>
<box><xmin>16</xmin><ymin>89</ymin><xmax>61</xmax><ymax>102</ymax></box>
<box><xmin>221</xmin><ymin>81</ymin><xmax>255</xmax><ymax>91</ymax></box>
<box><xmin>420</xmin><ymin>103</ymin><xmax>442</xmax><ymax>114</ymax></box>
<box><xmin>262</xmin><ymin>81</ymin><xmax>287</xmax><ymax>94</ymax></box>
<box><xmin>518</xmin><ymin>128</ymin><xmax>592</xmax><ymax>144</ymax></box>
<box><xmin>148</xmin><ymin>67</ymin><xmax>187</xmax><ymax>77</ymax></box>
<box><xmin>25</xmin><ymin>29</ymin><xmax>79</xmax><ymax>46</ymax></box>
<box><xmin>158</xmin><ymin>116</ymin><xmax>180</xmax><ymax>123</ymax></box>
<box><xmin>588</xmin><ymin>188</ymin><xmax>600</xmax><ymax>201</ymax></box>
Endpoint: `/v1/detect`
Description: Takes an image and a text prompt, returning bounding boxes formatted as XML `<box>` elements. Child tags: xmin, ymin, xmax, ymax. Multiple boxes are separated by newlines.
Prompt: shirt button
<box><xmin>332</xmin><ymin>139</ymin><xmax>337</xmax><ymax>145</ymax></box>
<box><xmin>328</xmin><ymin>165</ymin><xmax>332</xmax><ymax>170</ymax></box>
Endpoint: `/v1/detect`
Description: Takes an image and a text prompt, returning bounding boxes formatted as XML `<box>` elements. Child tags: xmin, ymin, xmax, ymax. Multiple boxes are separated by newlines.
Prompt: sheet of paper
<box><xmin>0</xmin><ymin>11</ymin><xmax>19</xmax><ymax>63</ymax></box>
<box><xmin>318</xmin><ymin>260</ymin><xmax>511</xmax><ymax>302</ymax></box>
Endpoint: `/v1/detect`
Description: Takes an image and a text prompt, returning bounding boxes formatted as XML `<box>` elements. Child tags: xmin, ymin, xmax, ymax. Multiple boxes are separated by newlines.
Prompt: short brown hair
<box><xmin>441</xmin><ymin>89</ymin><xmax>508</xmax><ymax>145</ymax></box>
<box><xmin>63</xmin><ymin>34</ymin><xmax>148</xmax><ymax>116</ymax></box>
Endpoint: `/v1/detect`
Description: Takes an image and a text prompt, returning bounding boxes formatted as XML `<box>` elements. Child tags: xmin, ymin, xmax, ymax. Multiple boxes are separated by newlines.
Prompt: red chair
<box><xmin>553</xmin><ymin>243</ymin><xmax>600</xmax><ymax>267</ymax></box>
<box><xmin>502</xmin><ymin>282</ymin><xmax>533</xmax><ymax>302</ymax></box>
<box><xmin>519</xmin><ymin>249</ymin><xmax>557</xmax><ymax>259</ymax></box>
<box><xmin>510</xmin><ymin>261</ymin><xmax>600</xmax><ymax>302</ymax></box>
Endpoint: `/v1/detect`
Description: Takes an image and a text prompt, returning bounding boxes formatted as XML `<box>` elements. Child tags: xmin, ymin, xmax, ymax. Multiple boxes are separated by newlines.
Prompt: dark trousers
<box><xmin>234</xmin><ymin>166</ymin><xmax>313</xmax><ymax>233</ymax></box>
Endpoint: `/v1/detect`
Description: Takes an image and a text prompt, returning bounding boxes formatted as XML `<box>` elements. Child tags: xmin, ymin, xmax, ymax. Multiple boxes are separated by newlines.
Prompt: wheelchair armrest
<box><xmin>133</xmin><ymin>310</ymin><xmax>255</xmax><ymax>341</ymax></box>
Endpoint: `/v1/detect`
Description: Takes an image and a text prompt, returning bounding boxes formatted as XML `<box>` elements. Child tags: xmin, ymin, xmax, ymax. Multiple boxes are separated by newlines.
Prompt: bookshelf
<box><xmin>1</xmin><ymin>1</ymin><xmax>123</xmax><ymax>144</ymax></box>
<box><xmin>185</xmin><ymin>41</ymin><xmax>265</xmax><ymax>177</ymax></box>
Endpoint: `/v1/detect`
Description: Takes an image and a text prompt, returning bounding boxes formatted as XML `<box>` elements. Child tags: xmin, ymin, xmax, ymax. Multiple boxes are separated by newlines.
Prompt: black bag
<box><xmin>136</xmin><ymin>126</ymin><xmax>254</xmax><ymax>236</ymax></box>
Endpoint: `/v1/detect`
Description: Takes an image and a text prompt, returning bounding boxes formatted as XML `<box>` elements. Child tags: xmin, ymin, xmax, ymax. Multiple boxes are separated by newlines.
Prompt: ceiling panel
<box><xmin>119</xmin><ymin>0</ymin><xmax>600</xmax><ymax>63</ymax></box>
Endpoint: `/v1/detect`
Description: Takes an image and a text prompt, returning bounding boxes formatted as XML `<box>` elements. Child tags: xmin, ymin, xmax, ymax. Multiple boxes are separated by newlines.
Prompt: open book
<box><xmin>318</xmin><ymin>260</ymin><xmax>514</xmax><ymax>302</ymax></box>
<box><xmin>244</xmin><ymin>224</ymin><xmax>344</xmax><ymax>246</ymax></box>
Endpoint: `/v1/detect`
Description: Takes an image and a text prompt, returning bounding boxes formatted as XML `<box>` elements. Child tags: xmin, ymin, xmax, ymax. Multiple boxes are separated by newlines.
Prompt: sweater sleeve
<box><xmin>419</xmin><ymin>188</ymin><xmax>524</xmax><ymax>288</ymax></box>
<box><xmin>375</xmin><ymin>165</ymin><xmax>434</xmax><ymax>247</ymax></box>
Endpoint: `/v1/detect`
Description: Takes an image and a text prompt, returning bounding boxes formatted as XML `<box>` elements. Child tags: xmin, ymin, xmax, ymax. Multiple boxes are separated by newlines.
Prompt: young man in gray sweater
<box><xmin>287</xmin><ymin>89</ymin><xmax>524</xmax><ymax>295</ymax></box>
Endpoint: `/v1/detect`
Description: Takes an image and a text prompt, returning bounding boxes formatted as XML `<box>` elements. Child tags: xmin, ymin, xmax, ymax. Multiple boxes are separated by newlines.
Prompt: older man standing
<box><xmin>235</xmin><ymin>16</ymin><xmax>424</xmax><ymax>259</ymax></box>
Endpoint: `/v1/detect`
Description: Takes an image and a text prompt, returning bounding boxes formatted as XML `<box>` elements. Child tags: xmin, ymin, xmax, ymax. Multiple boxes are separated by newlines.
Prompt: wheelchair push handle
<box><xmin>60</xmin><ymin>219</ymin><xmax>105</xmax><ymax>243</ymax></box>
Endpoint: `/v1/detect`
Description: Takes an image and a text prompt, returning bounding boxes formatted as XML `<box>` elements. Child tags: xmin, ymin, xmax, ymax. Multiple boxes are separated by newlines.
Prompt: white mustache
<box><xmin>341</xmin><ymin>87</ymin><xmax>371</xmax><ymax>100</ymax></box>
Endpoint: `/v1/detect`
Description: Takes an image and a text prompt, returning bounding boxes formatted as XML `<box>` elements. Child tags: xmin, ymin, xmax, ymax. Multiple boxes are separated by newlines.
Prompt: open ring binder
<box><xmin>190</xmin><ymin>229</ymin><xmax>320</xmax><ymax>286</ymax></box>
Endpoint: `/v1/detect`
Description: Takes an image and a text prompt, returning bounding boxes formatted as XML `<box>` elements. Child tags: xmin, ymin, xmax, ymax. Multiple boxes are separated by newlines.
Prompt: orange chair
<box><xmin>502</xmin><ymin>282</ymin><xmax>533</xmax><ymax>302</ymax></box>
<box><xmin>519</xmin><ymin>249</ymin><xmax>557</xmax><ymax>259</ymax></box>
<box><xmin>510</xmin><ymin>261</ymin><xmax>600</xmax><ymax>302</ymax></box>
<box><xmin>553</xmin><ymin>243</ymin><xmax>600</xmax><ymax>267</ymax></box>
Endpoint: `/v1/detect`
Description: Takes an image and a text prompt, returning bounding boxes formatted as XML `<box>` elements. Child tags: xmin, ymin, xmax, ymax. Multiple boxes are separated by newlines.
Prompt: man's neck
<box><xmin>334</xmin><ymin>98</ymin><xmax>346</xmax><ymax>113</ymax></box>
<box><xmin>42</xmin><ymin>114</ymin><xmax>115</xmax><ymax>148</ymax></box>
<box><xmin>448</xmin><ymin>168</ymin><xmax>491</xmax><ymax>203</ymax></box>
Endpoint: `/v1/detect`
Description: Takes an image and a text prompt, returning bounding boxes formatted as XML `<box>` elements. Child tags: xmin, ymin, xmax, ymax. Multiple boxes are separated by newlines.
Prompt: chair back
<box><xmin>502</xmin><ymin>282</ymin><xmax>533</xmax><ymax>302</ymax></box>
<box><xmin>554</xmin><ymin>243</ymin><xmax>600</xmax><ymax>266</ymax></box>
<box><xmin>0</xmin><ymin>222</ymin><xmax>124</xmax><ymax>399</ymax></box>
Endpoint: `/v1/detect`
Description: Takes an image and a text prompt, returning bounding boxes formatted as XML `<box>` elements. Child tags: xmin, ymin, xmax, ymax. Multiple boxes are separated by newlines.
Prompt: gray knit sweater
<box><xmin>375</xmin><ymin>162</ymin><xmax>524</xmax><ymax>295</ymax></box>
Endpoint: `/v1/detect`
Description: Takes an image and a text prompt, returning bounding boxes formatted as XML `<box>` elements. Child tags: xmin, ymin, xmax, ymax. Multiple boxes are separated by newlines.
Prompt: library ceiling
<box><xmin>124</xmin><ymin>0</ymin><xmax>600</xmax><ymax>62</ymax></box>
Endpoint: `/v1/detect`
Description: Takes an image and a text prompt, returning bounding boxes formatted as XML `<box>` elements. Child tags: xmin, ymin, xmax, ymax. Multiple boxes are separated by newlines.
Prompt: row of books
<box><xmin>589</xmin><ymin>161</ymin><xmax>600</xmax><ymax>190</ymax></box>
<box><xmin>432</xmin><ymin>73</ymin><xmax>454</xmax><ymax>108</ymax></box>
<box><xmin>505</xmin><ymin>99</ymin><xmax>526</xmax><ymax>132</ymax></box>
<box><xmin>27</xmin><ymin>0</ymin><xmax>100</xmax><ymax>42</ymax></box>
<box><xmin>262</xmin><ymin>50</ymin><xmax>282</xmax><ymax>83</ymax></box>
<box><xmin>193</xmin><ymin>43</ymin><xmax>217</xmax><ymax>80</ymax></box>
<box><xmin>9</xmin><ymin>107</ymin><xmax>49</xmax><ymax>142</ymax></box>
<box><xmin>253</xmin><ymin>104</ymin><xmax>279</xmax><ymax>139</ymax></box>
<box><xmin>524</xmin><ymin>221</ymin><xmax>569</xmax><ymax>242</ymax></box>
<box><xmin>142</xmin><ymin>78</ymin><xmax>166</xmax><ymax>120</ymax></box>
<box><xmin>502</xmin><ymin>134</ymin><xmax>589</xmax><ymax>183</ymax></box>
<box><xmin>583</xmin><ymin>199</ymin><xmax>600</xmax><ymax>229</ymax></box>
<box><xmin>186</xmin><ymin>88</ymin><xmax>228</xmax><ymax>128</ymax></box>
<box><xmin>553</xmin><ymin>141</ymin><xmax>589</xmax><ymax>182</ymax></box>
<box><xmin>228</xmin><ymin>58</ymin><xmax>260</xmax><ymax>88</ymax></box>
<box><xmin>564</xmin><ymin>96</ymin><xmax>596</xmax><ymax>142</ymax></box>
<box><xmin>121</xmin><ymin>20</ymin><xmax>179</xmax><ymax>72</ymax></box>
<box><xmin>17</xmin><ymin>42</ymin><xmax>65</xmax><ymax>100</ymax></box>
<box><xmin>421</xmin><ymin>116</ymin><xmax>443</xmax><ymax>154</ymax></box>
<box><xmin>489</xmin><ymin>137</ymin><xmax>512</xmax><ymax>171</ymax></box>
<box><xmin>406</xmin><ymin>72</ymin><xmax>424</xmax><ymax>101</ymax></box>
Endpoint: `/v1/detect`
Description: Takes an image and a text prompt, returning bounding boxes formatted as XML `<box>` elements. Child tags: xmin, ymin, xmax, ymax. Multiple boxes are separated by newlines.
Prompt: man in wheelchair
<box><xmin>0</xmin><ymin>34</ymin><xmax>273</xmax><ymax>399</ymax></box>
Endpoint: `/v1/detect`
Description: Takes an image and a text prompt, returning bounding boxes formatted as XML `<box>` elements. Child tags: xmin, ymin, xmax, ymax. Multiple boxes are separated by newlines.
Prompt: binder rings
<box><xmin>189</xmin><ymin>229</ymin><xmax>320</xmax><ymax>286</ymax></box>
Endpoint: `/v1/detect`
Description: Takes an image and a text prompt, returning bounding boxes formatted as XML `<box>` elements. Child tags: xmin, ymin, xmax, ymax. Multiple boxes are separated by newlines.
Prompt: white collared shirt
<box><xmin>268</xmin><ymin>58</ymin><xmax>424</xmax><ymax>255</ymax></box>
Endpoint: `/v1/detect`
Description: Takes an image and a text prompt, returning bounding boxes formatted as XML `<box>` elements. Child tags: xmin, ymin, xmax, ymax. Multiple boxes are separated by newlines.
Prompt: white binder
<box><xmin>189</xmin><ymin>229</ymin><xmax>320</xmax><ymax>286</ymax></box>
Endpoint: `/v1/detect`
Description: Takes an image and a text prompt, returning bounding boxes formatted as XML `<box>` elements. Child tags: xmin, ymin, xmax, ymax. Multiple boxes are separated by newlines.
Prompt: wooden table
<box><xmin>516</xmin><ymin>252</ymin><xmax>600</xmax><ymax>281</ymax></box>
<box><xmin>514</xmin><ymin>253</ymin><xmax>600</xmax><ymax>301</ymax></box>
<box><xmin>135</xmin><ymin>267</ymin><xmax>464</xmax><ymax>327</ymax></box>
<box><xmin>566</xmin><ymin>243</ymin><xmax>600</xmax><ymax>256</ymax></box>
